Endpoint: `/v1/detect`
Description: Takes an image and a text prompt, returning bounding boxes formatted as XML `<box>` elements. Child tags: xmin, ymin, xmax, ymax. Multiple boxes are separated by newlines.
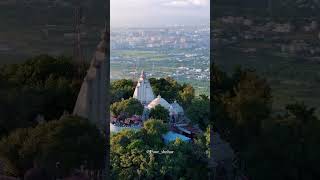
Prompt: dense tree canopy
<box><xmin>149</xmin><ymin>105</ymin><xmax>169</xmax><ymax>122</ymax></box>
<box><xmin>110</xmin><ymin>119</ymin><xmax>209</xmax><ymax>180</ymax></box>
<box><xmin>186</xmin><ymin>96</ymin><xmax>210</xmax><ymax>130</ymax></box>
<box><xmin>149</xmin><ymin>77</ymin><xmax>195</xmax><ymax>106</ymax></box>
<box><xmin>212</xmin><ymin>65</ymin><xmax>320</xmax><ymax>180</ymax></box>
<box><xmin>110</xmin><ymin>98</ymin><xmax>144</xmax><ymax>117</ymax></box>
<box><xmin>0</xmin><ymin>55</ymin><xmax>87</xmax><ymax>137</ymax></box>
<box><xmin>243</xmin><ymin>102</ymin><xmax>320</xmax><ymax>180</ymax></box>
<box><xmin>177</xmin><ymin>84</ymin><xmax>195</xmax><ymax>108</ymax></box>
<box><xmin>110</xmin><ymin>79</ymin><xmax>135</xmax><ymax>103</ymax></box>
<box><xmin>149</xmin><ymin>77</ymin><xmax>182</xmax><ymax>103</ymax></box>
<box><xmin>0</xmin><ymin>116</ymin><xmax>105</xmax><ymax>178</ymax></box>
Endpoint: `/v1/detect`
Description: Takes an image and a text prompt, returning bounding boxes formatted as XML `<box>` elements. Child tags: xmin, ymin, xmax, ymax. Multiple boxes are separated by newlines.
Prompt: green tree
<box><xmin>149</xmin><ymin>77</ymin><xmax>182</xmax><ymax>103</ymax></box>
<box><xmin>0</xmin><ymin>128</ymin><xmax>31</xmax><ymax>177</ymax></box>
<box><xmin>244</xmin><ymin>103</ymin><xmax>320</xmax><ymax>180</ymax></box>
<box><xmin>178</xmin><ymin>84</ymin><xmax>195</xmax><ymax>107</ymax></box>
<box><xmin>110</xmin><ymin>120</ymin><xmax>167</xmax><ymax>179</ymax></box>
<box><xmin>0</xmin><ymin>55</ymin><xmax>86</xmax><ymax>136</ymax></box>
<box><xmin>110</xmin><ymin>119</ymin><xmax>209</xmax><ymax>180</ymax></box>
<box><xmin>210</xmin><ymin>66</ymin><xmax>320</xmax><ymax>180</ymax></box>
<box><xmin>111</xmin><ymin>79</ymin><xmax>135</xmax><ymax>103</ymax></box>
<box><xmin>110</xmin><ymin>98</ymin><xmax>144</xmax><ymax>117</ymax></box>
<box><xmin>0</xmin><ymin>116</ymin><xmax>105</xmax><ymax>178</ymax></box>
<box><xmin>149</xmin><ymin>105</ymin><xmax>169</xmax><ymax>122</ymax></box>
<box><xmin>142</xmin><ymin>119</ymin><xmax>168</xmax><ymax>137</ymax></box>
<box><xmin>223</xmin><ymin>69</ymin><xmax>272</xmax><ymax>150</ymax></box>
<box><xmin>185</xmin><ymin>97</ymin><xmax>210</xmax><ymax>130</ymax></box>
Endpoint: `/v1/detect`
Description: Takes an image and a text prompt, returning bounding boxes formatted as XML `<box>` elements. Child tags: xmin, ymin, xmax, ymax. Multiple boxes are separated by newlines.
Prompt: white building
<box><xmin>147</xmin><ymin>95</ymin><xmax>171</xmax><ymax>110</ymax></box>
<box><xmin>132</xmin><ymin>71</ymin><xmax>185</xmax><ymax>123</ymax></box>
<box><xmin>133</xmin><ymin>71</ymin><xmax>155</xmax><ymax>105</ymax></box>
<box><xmin>110</xmin><ymin>71</ymin><xmax>187</xmax><ymax>133</ymax></box>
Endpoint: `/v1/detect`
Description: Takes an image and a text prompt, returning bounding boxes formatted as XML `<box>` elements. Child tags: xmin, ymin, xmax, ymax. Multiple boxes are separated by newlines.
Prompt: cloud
<box><xmin>111</xmin><ymin>0</ymin><xmax>209</xmax><ymax>27</ymax></box>
<box><xmin>162</xmin><ymin>0</ymin><xmax>209</xmax><ymax>7</ymax></box>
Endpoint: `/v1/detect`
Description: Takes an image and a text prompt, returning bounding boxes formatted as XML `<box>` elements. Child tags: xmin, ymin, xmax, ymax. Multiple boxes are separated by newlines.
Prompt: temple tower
<box><xmin>133</xmin><ymin>70</ymin><xmax>155</xmax><ymax>105</ymax></box>
<box><xmin>72</xmin><ymin>29</ymin><xmax>108</xmax><ymax>127</ymax></box>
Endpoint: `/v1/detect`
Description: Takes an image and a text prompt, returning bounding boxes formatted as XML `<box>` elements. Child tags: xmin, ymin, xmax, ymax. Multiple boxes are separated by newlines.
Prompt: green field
<box><xmin>111</xmin><ymin>50</ymin><xmax>210</xmax><ymax>96</ymax></box>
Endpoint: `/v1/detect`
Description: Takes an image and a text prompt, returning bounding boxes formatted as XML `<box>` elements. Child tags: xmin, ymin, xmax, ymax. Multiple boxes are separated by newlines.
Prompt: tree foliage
<box><xmin>213</xmin><ymin>65</ymin><xmax>320</xmax><ymax>180</ymax></box>
<box><xmin>110</xmin><ymin>98</ymin><xmax>144</xmax><ymax>117</ymax></box>
<box><xmin>149</xmin><ymin>105</ymin><xmax>169</xmax><ymax>122</ymax></box>
<box><xmin>0</xmin><ymin>116</ymin><xmax>105</xmax><ymax>178</ymax></box>
<box><xmin>178</xmin><ymin>84</ymin><xmax>195</xmax><ymax>107</ymax></box>
<box><xmin>186</xmin><ymin>97</ymin><xmax>210</xmax><ymax>130</ymax></box>
<box><xmin>111</xmin><ymin>79</ymin><xmax>135</xmax><ymax>103</ymax></box>
<box><xmin>149</xmin><ymin>77</ymin><xmax>195</xmax><ymax>106</ymax></box>
<box><xmin>0</xmin><ymin>55</ymin><xmax>87</xmax><ymax>136</ymax></box>
<box><xmin>110</xmin><ymin>119</ymin><xmax>209</xmax><ymax>180</ymax></box>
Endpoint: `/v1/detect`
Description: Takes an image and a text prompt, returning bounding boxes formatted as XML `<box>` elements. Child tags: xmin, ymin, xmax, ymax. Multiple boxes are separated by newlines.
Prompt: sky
<box><xmin>111</xmin><ymin>0</ymin><xmax>210</xmax><ymax>27</ymax></box>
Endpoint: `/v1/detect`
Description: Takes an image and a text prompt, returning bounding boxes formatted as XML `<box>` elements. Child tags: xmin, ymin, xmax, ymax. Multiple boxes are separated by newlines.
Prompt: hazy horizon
<box><xmin>111</xmin><ymin>0</ymin><xmax>210</xmax><ymax>28</ymax></box>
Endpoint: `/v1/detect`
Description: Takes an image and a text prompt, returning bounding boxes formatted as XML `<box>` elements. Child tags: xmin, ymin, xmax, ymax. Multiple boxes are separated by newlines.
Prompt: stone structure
<box><xmin>147</xmin><ymin>95</ymin><xmax>171</xmax><ymax>110</ymax></box>
<box><xmin>111</xmin><ymin>71</ymin><xmax>187</xmax><ymax>133</ymax></box>
<box><xmin>73</xmin><ymin>31</ymin><xmax>108</xmax><ymax>127</ymax></box>
<box><xmin>133</xmin><ymin>70</ymin><xmax>155</xmax><ymax>105</ymax></box>
<box><xmin>169</xmin><ymin>100</ymin><xmax>184</xmax><ymax>123</ymax></box>
<box><xmin>132</xmin><ymin>71</ymin><xmax>185</xmax><ymax>123</ymax></box>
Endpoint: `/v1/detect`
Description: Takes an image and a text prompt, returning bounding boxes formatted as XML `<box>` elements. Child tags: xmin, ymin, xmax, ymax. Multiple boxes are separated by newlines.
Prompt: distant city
<box><xmin>110</xmin><ymin>25</ymin><xmax>210</xmax><ymax>95</ymax></box>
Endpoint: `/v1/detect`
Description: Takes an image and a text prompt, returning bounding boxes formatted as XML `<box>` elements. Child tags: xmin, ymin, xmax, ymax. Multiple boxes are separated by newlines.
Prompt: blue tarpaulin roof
<box><xmin>162</xmin><ymin>131</ymin><xmax>191</xmax><ymax>144</ymax></box>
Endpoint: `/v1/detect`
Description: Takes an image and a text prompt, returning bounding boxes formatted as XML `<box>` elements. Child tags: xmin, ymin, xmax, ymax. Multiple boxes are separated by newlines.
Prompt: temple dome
<box><xmin>169</xmin><ymin>101</ymin><xmax>184</xmax><ymax>115</ymax></box>
<box><xmin>147</xmin><ymin>95</ymin><xmax>171</xmax><ymax>110</ymax></box>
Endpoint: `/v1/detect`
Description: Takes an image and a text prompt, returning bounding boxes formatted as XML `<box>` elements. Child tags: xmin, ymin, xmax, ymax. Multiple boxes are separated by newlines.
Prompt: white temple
<box><xmin>73</xmin><ymin>31</ymin><xmax>108</xmax><ymax>127</ymax></box>
<box><xmin>132</xmin><ymin>71</ymin><xmax>185</xmax><ymax>123</ymax></box>
<box><xmin>147</xmin><ymin>95</ymin><xmax>171</xmax><ymax>110</ymax></box>
<box><xmin>133</xmin><ymin>71</ymin><xmax>155</xmax><ymax>105</ymax></box>
<box><xmin>111</xmin><ymin>71</ymin><xmax>187</xmax><ymax>133</ymax></box>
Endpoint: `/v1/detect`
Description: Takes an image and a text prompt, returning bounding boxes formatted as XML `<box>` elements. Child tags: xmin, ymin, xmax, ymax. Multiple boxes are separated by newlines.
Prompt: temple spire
<box><xmin>140</xmin><ymin>70</ymin><xmax>146</xmax><ymax>79</ymax></box>
<box><xmin>133</xmin><ymin>70</ymin><xmax>155</xmax><ymax>105</ymax></box>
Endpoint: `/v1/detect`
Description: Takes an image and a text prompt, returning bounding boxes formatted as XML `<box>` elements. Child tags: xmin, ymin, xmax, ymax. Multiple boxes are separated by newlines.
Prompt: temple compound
<box><xmin>133</xmin><ymin>70</ymin><xmax>185</xmax><ymax>123</ymax></box>
<box><xmin>111</xmin><ymin>71</ymin><xmax>198</xmax><ymax>140</ymax></box>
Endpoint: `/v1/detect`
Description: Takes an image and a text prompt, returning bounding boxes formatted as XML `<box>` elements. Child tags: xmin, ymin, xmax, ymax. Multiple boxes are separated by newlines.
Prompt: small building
<box><xmin>169</xmin><ymin>101</ymin><xmax>184</xmax><ymax>123</ymax></box>
<box><xmin>147</xmin><ymin>95</ymin><xmax>171</xmax><ymax>110</ymax></box>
